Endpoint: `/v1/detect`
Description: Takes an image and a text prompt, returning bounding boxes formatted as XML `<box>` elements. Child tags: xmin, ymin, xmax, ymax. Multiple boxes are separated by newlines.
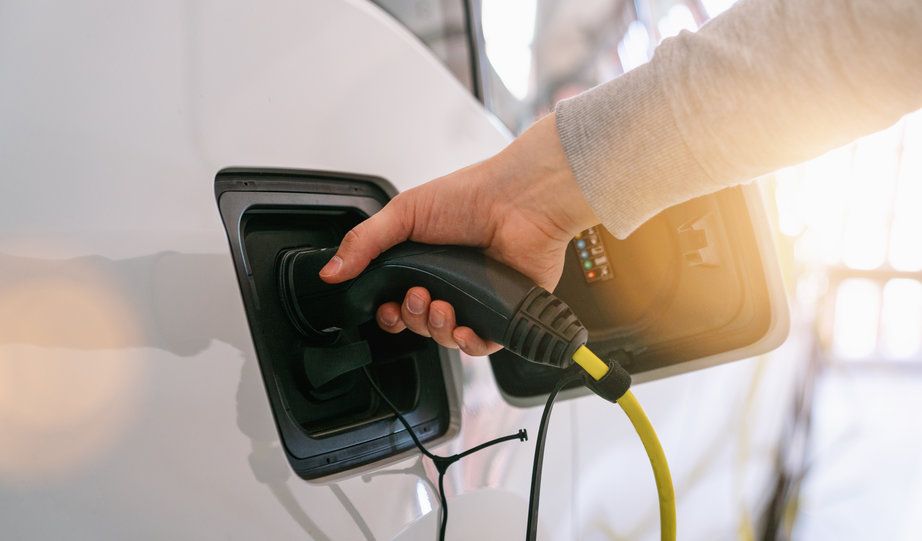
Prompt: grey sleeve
<box><xmin>556</xmin><ymin>0</ymin><xmax>922</xmax><ymax>239</ymax></box>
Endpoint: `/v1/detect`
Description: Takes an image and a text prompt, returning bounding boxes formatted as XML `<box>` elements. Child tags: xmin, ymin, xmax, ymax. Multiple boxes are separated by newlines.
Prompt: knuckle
<box><xmin>340</xmin><ymin>227</ymin><xmax>362</xmax><ymax>248</ymax></box>
<box><xmin>389</xmin><ymin>192</ymin><xmax>407</xmax><ymax>208</ymax></box>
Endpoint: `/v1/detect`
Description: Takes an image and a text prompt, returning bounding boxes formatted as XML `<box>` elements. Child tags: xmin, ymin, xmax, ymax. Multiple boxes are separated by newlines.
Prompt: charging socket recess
<box><xmin>489</xmin><ymin>186</ymin><xmax>777</xmax><ymax>404</ymax></box>
<box><xmin>216</xmin><ymin>168</ymin><xmax>458</xmax><ymax>480</ymax></box>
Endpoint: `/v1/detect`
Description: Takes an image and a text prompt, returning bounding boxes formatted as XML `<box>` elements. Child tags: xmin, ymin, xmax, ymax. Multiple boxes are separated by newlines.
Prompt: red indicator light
<box><xmin>587</xmin><ymin>271</ymin><xmax>596</xmax><ymax>279</ymax></box>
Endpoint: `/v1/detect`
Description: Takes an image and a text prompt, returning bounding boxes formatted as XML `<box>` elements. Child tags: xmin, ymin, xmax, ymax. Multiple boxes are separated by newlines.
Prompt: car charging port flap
<box><xmin>216</xmin><ymin>168</ymin><xmax>457</xmax><ymax>480</ymax></box>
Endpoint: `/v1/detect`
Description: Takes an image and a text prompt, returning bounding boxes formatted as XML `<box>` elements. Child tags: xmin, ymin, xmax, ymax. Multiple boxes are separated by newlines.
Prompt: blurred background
<box><xmin>373</xmin><ymin>0</ymin><xmax>922</xmax><ymax>539</ymax></box>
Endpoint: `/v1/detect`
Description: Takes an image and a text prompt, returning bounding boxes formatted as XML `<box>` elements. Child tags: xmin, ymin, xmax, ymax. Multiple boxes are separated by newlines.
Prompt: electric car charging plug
<box><xmin>279</xmin><ymin>242</ymin><xmax>587</xmax><ymax>368</ymax></box>
<box><xmin>278</xmin><ymin>241</ymin><xmax>676</xmax><ymax>541</ymax></box>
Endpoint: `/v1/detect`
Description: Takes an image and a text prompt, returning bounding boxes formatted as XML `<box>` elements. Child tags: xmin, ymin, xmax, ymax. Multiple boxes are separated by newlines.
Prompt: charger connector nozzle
<box><xmin>278</xmin><ymin>242</ymin><xmax>589</xmax><ymax>370</ymax></box>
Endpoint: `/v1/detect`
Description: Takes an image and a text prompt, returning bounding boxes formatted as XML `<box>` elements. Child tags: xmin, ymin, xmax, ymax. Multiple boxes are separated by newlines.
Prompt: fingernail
<box><xmin>380</xmin><ymin>311</ymin><xmax>399</xmax><ymax>327</ymax></box>
<box><xmin>319</xmin><ymin>256</ymin><xmax>343</xmax><ymax>277</ymax></box>
<box><xmin>407</xmin><ymin>293</ymin><xmax>425</xmax><ymax>315</ymax></box>
<box><xmin>455</xmin><ymin>336</ymin><xmax>466</xmax><ymax>349</ymax></box>
<box><xmin>430</xmin><ymin>309</ymin><xmax>445</xmax><ymax>328</ymax></box>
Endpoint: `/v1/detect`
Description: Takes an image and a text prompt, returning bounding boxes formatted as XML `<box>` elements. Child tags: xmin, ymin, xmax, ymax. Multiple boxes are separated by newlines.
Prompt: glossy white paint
<box><xmin>0</xmin><ymin>1</ymin><xmax>792</xmax><ymax>539</ymax></box>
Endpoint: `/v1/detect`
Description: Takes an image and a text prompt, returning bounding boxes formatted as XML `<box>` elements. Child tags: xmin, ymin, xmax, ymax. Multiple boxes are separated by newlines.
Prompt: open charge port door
<box><xmin>489</xmin><ymin>186</ymin><xmax>784</xmax><ymax>404</ymax></box>
<box><xmin>216</xmin><ymin>169</ymin><xmax>457</xmax><ymax>480</ymax></box>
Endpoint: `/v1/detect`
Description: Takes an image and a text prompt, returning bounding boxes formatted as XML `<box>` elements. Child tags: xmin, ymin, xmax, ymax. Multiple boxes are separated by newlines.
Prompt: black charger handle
<box><xmin>278</xmin><ymin>242</ymin><xmax>587</xmax><ymax>368</ymax></box>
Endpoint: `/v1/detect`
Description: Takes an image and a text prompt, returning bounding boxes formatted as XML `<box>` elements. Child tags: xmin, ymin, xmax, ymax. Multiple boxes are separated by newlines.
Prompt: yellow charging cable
<box><xmin>571</xmin><ymin>345</ymin><xmax>677</xmax><ymax>541</ymax></box>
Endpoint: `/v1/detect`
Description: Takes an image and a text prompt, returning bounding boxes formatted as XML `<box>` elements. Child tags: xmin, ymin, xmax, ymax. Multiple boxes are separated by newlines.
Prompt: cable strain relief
<box><xmin>502</xmin><ymin>288</ymin><xmax>588</xmax><ymax>369</ymax></box>
<box><xmin>583</xmin><ymin>358</ymin><xmax>632</xmax><ymax>403</ymax></box>
<box><xmin>431</xmin><ymin>456</ymin><xmax>455</xmax><ymax>475</ymax></box>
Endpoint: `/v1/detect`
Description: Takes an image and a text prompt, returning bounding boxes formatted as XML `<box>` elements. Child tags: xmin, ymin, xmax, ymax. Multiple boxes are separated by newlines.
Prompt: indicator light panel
<box><xmin>573</xmin><ymin>227</ymin><xmax>612</xmax><ymax>284</ymax></box>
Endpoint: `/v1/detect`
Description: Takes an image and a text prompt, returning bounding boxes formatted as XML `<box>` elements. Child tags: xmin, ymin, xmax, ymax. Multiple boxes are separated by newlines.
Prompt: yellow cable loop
<box><xmin>571</xmin><ymin>346</ymin><xmax>677</xmax><ymax>541</ymax></box>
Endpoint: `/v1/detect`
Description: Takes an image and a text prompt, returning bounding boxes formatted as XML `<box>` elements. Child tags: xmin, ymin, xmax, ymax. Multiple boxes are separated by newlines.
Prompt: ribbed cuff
<box><xmin>555</xmin><ymin>61</ymin><xmax>711</xmax><ymax>239</ymax></box>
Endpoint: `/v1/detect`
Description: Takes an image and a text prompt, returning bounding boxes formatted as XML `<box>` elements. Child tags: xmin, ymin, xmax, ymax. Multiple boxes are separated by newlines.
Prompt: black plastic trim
<box><xmin>215</xmin><ymin>168</ymin><xmax>453</xmax><ymax>479</ymax></box>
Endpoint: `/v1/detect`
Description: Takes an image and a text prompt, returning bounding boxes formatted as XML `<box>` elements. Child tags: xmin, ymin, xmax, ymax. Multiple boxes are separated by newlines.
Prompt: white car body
<box><xmin>0</xmin><ymin>1</ymin><xmax>791</xmax><ymax>539</ymax></box>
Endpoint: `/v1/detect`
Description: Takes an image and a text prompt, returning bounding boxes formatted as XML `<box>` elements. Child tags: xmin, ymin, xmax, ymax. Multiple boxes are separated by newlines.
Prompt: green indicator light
<box><xmin>583</xmin><ymin>260</ymin><xmax>593</xmax><ymax>270</ymax></box>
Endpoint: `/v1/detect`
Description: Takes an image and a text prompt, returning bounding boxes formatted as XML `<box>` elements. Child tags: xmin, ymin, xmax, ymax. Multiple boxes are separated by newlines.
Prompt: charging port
<box><xmin>216</xmin><ymin>169</ymin><xmax>457</xmax><ymax>480</ymax></box>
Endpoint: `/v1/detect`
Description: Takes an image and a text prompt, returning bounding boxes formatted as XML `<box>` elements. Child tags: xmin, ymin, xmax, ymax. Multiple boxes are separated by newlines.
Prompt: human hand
<box><xmin>318</xmin><ymin>113</ymin><xmax>599</xmax><ymax>356</ymax></box>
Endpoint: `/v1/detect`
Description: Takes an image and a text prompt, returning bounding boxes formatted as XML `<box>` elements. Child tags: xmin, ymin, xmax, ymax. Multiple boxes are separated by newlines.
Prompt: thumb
<box><xmin>319</xmin><ymin>194</ymin><xmax>413</xmax><ymax>283</ymax></box>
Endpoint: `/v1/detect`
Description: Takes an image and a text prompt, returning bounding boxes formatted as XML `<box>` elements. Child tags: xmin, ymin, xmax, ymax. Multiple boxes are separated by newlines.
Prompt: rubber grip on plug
<box><xmin>503</xmin><ymin>288</ymin><xmax>588</xmax><ymax>369</ymax></box>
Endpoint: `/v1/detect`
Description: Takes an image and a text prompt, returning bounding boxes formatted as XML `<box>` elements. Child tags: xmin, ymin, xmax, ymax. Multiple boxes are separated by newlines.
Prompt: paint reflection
<box><xmin>0</xmin><ymin>250</ymin><xmax>424</xmax><ymax>538</ymax></box>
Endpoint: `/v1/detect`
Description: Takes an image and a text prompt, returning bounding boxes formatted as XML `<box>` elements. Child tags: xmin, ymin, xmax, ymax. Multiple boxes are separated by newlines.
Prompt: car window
<box><xmin>477</xmin><ymin>0</ymin><xmax>731</xmax><ymax>133</ymax></box>
<box><xmin>370</xmin><ymin>1</ymin><xmax>736</xmax><ymax>133</ymax></box>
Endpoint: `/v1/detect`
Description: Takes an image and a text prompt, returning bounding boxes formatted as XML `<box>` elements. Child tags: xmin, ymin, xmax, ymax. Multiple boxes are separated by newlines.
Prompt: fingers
<box><xmin>400</xmin><ymin>287</ymin><xmax>431</xmax><ymax>337</ymax></box>
<box><xmin>319</xmin><ymin>194</ymin><xmax>413</xmax><ymax>283</ymax></box>
<box><xmin>379</xmin><ymin>290</ymin><xmax>453</xmax><ymax>344</ymax></box>
<box><xmin>427</xmin><ymin>300</ymin><xmax>458</xmax><ymax>349</ymax></box>
<box><xmin>376</xmin><ymin>302</ymin><xmax>406</xmax><ymax>334</ymax></box>
<box><xmin>452</xmin><ymin>326</ymin><xmax>502</xmax><ymax>357</ymax></box>
<box><xmin>375</xmin><ymin>288</ymin><xmax>497</xmax><ymax>353</ymax></box>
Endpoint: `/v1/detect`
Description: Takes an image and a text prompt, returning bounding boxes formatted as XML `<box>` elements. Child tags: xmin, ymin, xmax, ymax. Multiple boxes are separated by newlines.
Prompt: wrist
<box><xmin>496</xmin><ymin>114</ymin><xmax>599</xmax><ymax>236</ymax></box>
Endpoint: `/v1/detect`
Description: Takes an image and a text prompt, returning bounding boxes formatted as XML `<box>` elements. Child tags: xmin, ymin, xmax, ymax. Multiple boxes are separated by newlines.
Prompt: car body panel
<box><xmin>0</xmin><ymin>1</ymin><xmax>790</xmax><ymax>539</ymax></box>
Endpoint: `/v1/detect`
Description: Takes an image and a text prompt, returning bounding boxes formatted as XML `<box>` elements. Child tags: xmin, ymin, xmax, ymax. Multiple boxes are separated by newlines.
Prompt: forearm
<box><xmin>557</xmin><ymin>0</ymin><xmax>922</xmax><ymax>239</ymax></box>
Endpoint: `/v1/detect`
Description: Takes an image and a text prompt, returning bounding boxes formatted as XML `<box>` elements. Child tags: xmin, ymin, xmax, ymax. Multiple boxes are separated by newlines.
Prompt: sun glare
<box><xmin>776</xmin><ymin>110</ymin><xmax>922</xmax><ymax>361</ymax></box>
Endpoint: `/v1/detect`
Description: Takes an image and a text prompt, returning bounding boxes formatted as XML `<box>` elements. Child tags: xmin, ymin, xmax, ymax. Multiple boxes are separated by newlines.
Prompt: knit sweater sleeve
<box><xmin>556</xmin><ymin>0</ymin><xmax>922</xmax><ymax>239</ymax></box>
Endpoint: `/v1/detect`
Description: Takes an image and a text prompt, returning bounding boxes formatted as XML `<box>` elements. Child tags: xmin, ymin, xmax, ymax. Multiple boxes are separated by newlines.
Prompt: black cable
<box><xmin>363</xmin><ymin>366</ymin><xmax>527</xmax><ymax>541</ymax></box>
<box><xmin>526</xmin><ymin>366</ymin><xmax>585</xmax><ymax>541</ymax></box>
<box><xmin>364</xmin><ymin>366</ymin><xmax>437</xmax><ymax>459</ymax></box>
<box><xmin>437</xmin><ymin>471</ymin><xmax>448</xmax><ymax>540</ymax></box>
<box><xmin>454</xmin><ymin>430</ymin><xmax>526</xmax><ymax>460</ymax></box>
